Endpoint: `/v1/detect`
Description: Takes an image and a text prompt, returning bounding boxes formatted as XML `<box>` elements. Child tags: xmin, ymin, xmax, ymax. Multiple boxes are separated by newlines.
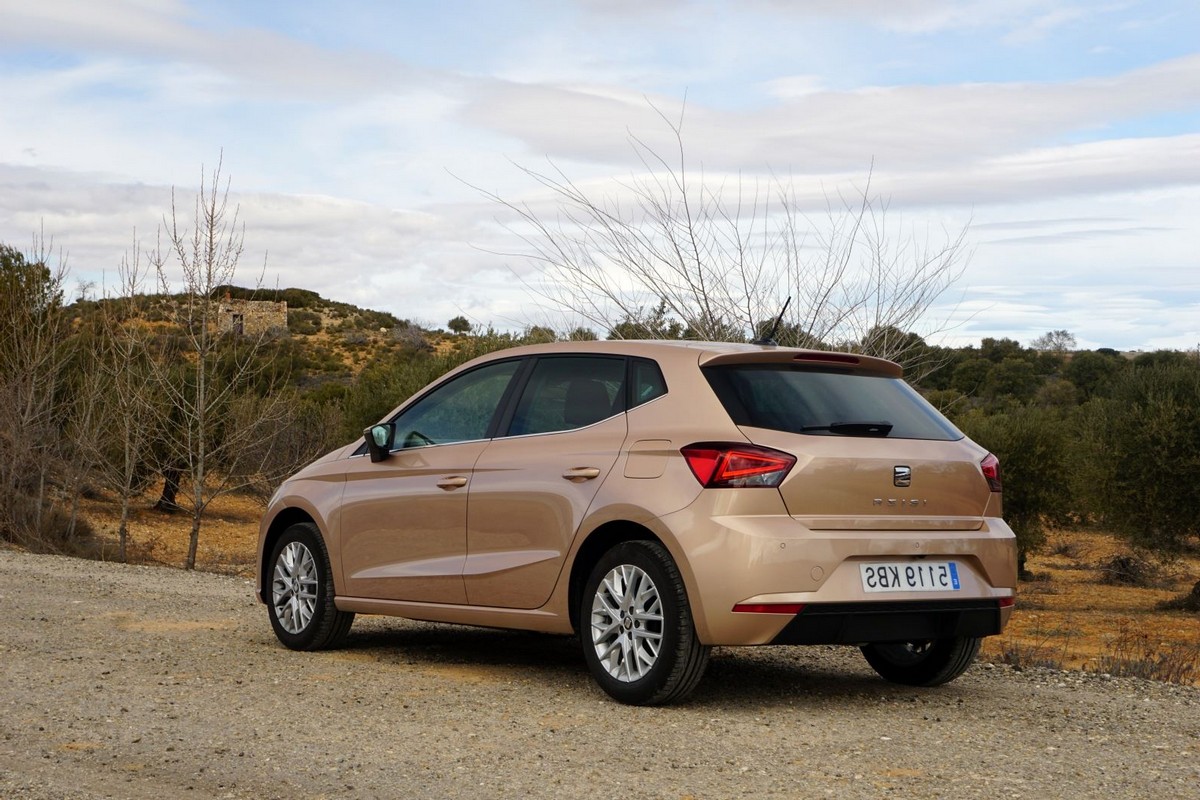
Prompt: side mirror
<box><xmin>363</xmin><ymin>423</ymin><xmax>395</xmax><ymax>463</ymax></box>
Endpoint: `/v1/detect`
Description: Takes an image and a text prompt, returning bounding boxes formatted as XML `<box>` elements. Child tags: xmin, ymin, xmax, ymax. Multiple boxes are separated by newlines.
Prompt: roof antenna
<box><xmin>752</xmin><ymin>296</ymin><xmax>792</xmax><ymax>346</ymax></box>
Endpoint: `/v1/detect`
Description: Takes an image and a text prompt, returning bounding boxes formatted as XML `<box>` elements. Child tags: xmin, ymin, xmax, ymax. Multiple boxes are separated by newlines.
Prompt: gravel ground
<box><xmin>1</xmin><ymin>549</ymin><xmax>1197</xmax><ymax>799</ymax></box>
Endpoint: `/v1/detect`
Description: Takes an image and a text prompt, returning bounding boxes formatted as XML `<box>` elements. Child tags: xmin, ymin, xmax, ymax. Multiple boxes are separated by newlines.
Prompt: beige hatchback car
<box><xmin>257</xmin><ymin>340</ymin><xmax>1015</xmax><ymax>705</ymax></box>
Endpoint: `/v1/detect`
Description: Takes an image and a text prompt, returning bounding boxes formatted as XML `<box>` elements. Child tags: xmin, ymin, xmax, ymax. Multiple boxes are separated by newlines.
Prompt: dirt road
<box><xmin>1</xmin><ymin>549</ymin><xmax>1197</xmax><ymax>799</ymax></box>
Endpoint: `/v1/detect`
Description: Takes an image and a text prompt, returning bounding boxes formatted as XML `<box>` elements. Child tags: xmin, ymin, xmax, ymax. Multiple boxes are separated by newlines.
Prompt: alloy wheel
<box><xmin>272</xmin><ymin>541</ymin><xmax>319</xmax><ymax>634</ymax></box>
<box><xmin>589</xmin><ymin>564</ymin><xmax>665</xmax><ymax>682</ymax></box>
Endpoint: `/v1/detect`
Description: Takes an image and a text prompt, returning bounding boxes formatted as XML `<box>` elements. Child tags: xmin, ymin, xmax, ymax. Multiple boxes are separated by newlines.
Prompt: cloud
<box><xmin>1002</xmin><ymin>6</ymin><xmax>1089</xmax><ymax>45</ymax></box>
<box><xmin>935</xmin><ymin>287</ymin><xmax>1200</xmax><ymax>352</ymax></box>
<box><xmin>746</xmin><ymin>0</ymin><xmax>1086</xmax><ymax>35</ymax></box>
<box><xmin>0</xmin><ymin>0</ymin><xmax>426</xmax><ymax>99</ymax></box>
<box><xmin>459</xmin><ymin>54</ymin><xmax>1200</xmax><ymax>176</ymax></box>
<box><xmin>1</xmin><ymin>0</ymin><xmax>1197</xmax><ymax>351</ymax></box>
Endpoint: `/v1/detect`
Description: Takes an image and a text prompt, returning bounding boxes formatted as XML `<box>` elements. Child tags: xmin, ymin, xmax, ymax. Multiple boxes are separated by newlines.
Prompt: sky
<box><xmin>1</xmin><ymin>0</ymin><xmax>1198</xmax><ymax>351</ymax></box>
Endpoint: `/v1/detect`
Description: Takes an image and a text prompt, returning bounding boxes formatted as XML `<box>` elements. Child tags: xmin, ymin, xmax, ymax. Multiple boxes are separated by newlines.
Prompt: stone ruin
<box><xmin>217</xmin><ymin>296</ymin><xmax>288</xmax><ymax>336</ymax></box>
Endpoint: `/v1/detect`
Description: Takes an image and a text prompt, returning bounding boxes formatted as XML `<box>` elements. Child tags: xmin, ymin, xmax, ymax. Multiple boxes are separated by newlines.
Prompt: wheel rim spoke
<box><xmin>590</xmin><ymin>561</ymin><xmax>664</xmax><ymax>683</ymax></box>
<box><xmin>272</xmin><ymin>541</ymin><xmax>319</xmax><ymax>635</ymax></box>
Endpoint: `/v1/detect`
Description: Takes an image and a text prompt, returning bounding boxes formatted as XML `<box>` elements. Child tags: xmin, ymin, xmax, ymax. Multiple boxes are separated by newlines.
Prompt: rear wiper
<box><xmin>800</xmin><ymin>421</ymin><xmax>894</xmax><ymax>437</ymax></box>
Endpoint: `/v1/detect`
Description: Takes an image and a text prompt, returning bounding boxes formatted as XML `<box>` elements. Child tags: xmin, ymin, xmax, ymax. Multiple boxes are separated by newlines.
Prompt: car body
<box><xmin>257</xmin><ymin>340</ymin><xmax>1016</xmax><ymax>704</ymax></box>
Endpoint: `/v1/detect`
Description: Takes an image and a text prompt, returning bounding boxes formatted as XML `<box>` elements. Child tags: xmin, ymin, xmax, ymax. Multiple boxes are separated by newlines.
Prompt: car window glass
<box><xmin>704</xmin><ymin>364</ymin><xmax>961</xmax><ymax>441</ymax></box>
<box><xmin>391</xmin><ymin>359</ymin><xmax>521</xmax><ymax>448</ymax></box>
<box><xmin>631</xmin><ymin>358</ymin><xmax>667</xmax><ymax>407</ymax></box>
<box><xmin>507</xmin><ymin>356</ymin><xmax>626</xmax><ymax>436</ymax></box>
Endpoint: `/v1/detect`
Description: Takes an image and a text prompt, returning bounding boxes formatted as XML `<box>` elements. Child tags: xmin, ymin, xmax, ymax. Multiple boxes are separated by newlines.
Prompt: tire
<box><xmin>861</xmin><ymin>636</ymin><xmax>981</xmax><ymax>687</ymax></box>
<box><xmin>580</xmin><ymin>541</ymin><xmax>710</xmax><ymax>705</ymax></box>
<box><xmin>266</xmin><ymin>522</ymin><xmax>354</xmax><ymax>651</ymax></box>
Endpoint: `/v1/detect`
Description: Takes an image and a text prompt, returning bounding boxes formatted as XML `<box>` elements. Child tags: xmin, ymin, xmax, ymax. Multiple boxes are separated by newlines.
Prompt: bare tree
<box><xmin>60</xmin><ymin>351</ymin><xmax>106</xmax><ymax>543</ymax></box>
<box><xmin>473</xmin><ymin>107</ymin><xmax>969</xmax><ymax>376</ymax></box>
<box><xmin>79</xmin><ymin>236</ymin><xmax>163</xmax><ymax>562</ymax></box>
<box><xmin>148</xmin><ymin>157</ymin><xmax>291</xmax><ymax>569</ymax></box>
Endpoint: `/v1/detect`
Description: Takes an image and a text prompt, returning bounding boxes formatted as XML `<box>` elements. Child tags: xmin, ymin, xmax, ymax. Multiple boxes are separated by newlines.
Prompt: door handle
<box><xmin>562</xmin><ymin>467</ymin><xmax>601</xmax><ymax>482</ymax></box>
<box><xmin>436</xmin><ymin>476</ymin><xmax>469</xmax><ymax>490</ymax></box>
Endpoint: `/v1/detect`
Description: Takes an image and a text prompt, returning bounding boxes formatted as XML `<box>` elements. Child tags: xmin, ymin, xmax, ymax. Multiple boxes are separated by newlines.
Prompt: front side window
<box><xmin>507</xmin><ymin>356</ymin><xmax>626</xmax><ymax>436</ymax></box>
<box><xmin>390</xmin><ymin>359</ymin><xmax>521</xmax><ymax>448</ymax></box>
<box><xmin>704</xmin><ymin>364</ymin><xmax>962</xmax><ymax>441</ymax></box>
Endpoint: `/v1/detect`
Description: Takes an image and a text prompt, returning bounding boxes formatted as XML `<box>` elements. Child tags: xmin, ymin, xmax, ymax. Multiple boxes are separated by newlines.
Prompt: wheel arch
<box><xmin>259</xmin><ymin>507</ymin><xmax>321</xmax><ymax>604</ymax></box>
<box><xmin>566</xmin><ymin>520</ymin><xmax>662</xmax><ymax>634</ymax></box>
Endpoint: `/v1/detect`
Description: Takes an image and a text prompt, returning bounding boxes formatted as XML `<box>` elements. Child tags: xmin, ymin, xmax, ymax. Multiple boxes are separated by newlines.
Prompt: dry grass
<box><xmin>74</xmin><ymin>496</ymin><xmax>1200</xmax><ymax>686</ymax></box>
<box><xmin>982</xmin><ymin>530</ymin><xmax>1200</xmax><ymax>686</ymax></box>
<box><xmin>79</xmin><ymin>487</ymin><xmax>262</xmax><ymax>577</ymax></box>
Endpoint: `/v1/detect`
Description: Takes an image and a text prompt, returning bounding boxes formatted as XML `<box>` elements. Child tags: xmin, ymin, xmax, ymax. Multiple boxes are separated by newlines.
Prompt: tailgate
<box><xmin>744</xmin><ymin>427</ymin><xmax>991</xmax><ymax>531</ymax></box>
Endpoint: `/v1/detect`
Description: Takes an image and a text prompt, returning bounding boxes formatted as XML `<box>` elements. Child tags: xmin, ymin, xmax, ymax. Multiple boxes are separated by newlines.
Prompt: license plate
<box><xmin>860</xmin><ymin>561</ymin><xmax>961</xmax><ymax>593</ymax></box>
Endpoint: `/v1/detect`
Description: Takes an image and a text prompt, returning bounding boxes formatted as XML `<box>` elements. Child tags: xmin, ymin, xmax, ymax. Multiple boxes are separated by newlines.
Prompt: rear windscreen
<box><xmin>703</xmin><ymin>364</ymin><xmax>962</xmax><ymax>441</ymax></box>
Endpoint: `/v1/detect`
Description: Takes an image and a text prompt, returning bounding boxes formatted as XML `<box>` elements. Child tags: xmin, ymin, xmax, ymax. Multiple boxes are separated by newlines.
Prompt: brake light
<box><xmin>681</xmin><ymin>443</ymin><xmax>796</xmax><ymax>488</ymax></box>
<box><xmin>793</xmin><ymin>352</ymin><xmax>860</xmax><ymax>366</ymax></box>
<box><xmin>981</xmin><ymin>453</ymin><xmax>1001</xmax><ymax>492</ymax></box>
<box><xmin>999</xmin><ymin>596</ymin><xmax>1016</xmax><ymax>609</ymax></box>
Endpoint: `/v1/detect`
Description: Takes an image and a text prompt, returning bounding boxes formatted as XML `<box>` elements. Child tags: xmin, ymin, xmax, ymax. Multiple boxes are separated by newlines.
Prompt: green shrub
<box><xmin>1063</xmin><ymin>350</ymin><xmax>1125</xmax><ymax>399</ymax></box>
<box><xmin>954</xmin><ymin>405</ymin><xmax>1072</xmax><ymax>577</ymax></box>
<box><xmin>287</xmin><ymin>309</ymin><xmax>322</xmax><ymax>335</ymax></box>
<box><xmin>1076</xmin><ymin>363</ymin><xmax>1200</xmax><ymax>555</ymax></box>
<box><xmin>280</xmin><ymin>287</ymin><xmax>322</xmax><ymax>309</ymax></box>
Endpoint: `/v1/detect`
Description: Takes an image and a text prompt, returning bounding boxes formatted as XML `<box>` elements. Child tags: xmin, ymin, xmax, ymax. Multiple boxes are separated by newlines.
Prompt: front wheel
<box><xmin>267</xmin><ymin>523</ymin><xmax>354</xmax><ymax>651</ymax></box>
<box><xmin>861</xmin><ymin>636</ymin><xmax>981</xmax><ymax>686</ymax></box>
<box><xmin>580</xmin><ymin>541</ymin><xmax>710</xmax><ymax>705</ymax></box>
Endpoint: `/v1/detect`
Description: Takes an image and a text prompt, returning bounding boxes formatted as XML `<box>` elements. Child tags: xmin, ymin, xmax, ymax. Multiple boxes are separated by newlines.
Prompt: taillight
<box><xmin>981</xmin><ymin>453</ymin><xmax>1001</xmax><ymax>492</ymax></box>
<box><xmin>681</xmin><ymin>442</ymin><xmax>796</xmax><ymax>488</ymax></box>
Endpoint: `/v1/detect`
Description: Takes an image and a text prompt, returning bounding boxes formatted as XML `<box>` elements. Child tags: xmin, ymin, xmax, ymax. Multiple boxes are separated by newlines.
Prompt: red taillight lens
<box><xmin>681</xmin><ymin>443</ymin><xmax>796</xmax><ymax>488</ymax></box>
<box><xmin>981</xmin><ymin>453</ymin><xmax>1001</xmax><ymax>492</ymax></box>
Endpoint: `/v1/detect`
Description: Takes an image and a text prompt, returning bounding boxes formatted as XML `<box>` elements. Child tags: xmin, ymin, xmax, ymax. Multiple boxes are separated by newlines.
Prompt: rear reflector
<box><xmin>682</xmin><ymin>442</ymin><xmax>797</xmax><ymax>488</ymax></box>
<box><xmin>999</xmin><ymin>596</ymin><xmax>1016</xmax><ymax>609</ymax></box>
<box><xmin>732</xmin><ymin>603</ymin><xmax>805</xmax><ymax>614</ymax></box>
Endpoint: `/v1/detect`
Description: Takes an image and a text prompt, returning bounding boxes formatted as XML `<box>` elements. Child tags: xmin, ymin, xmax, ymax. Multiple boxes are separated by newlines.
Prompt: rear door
<box><xmin>465</xmin><ymin>355</ymin><xmax>628</xmax><ymax>608</ymax></box>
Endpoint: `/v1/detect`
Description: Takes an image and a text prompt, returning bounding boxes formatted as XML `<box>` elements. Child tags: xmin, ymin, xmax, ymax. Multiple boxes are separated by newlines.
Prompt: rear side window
<box><xmin>704</xmin><ymin>364</ymin><xmax>962</xmax><ymax>441</ymax></box>
<box><xmin>631</xmin><ymin>358</ymin><xmax>668</xmax><ymax>407</ymax></box>
<box><xmin>507</xmin><ymin>356</ymin><xmax>626</xmax><ymax>436</ymax></box>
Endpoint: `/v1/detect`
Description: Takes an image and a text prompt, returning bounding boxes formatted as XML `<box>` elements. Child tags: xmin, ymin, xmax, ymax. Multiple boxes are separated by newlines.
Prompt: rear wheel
<box><xmin>861</xmin><ymin>636</ymin><xmax>981</xmax><ymax>686</ymax></box>
<box><xmin>267</xmin><ymin>523</ymin><xmax>354</xmax><ymax>651</ymax></box>
<box><xmin>581</xmin><ymin>541</ymin><xmax>710</xmax><ymax>705</ymax></box>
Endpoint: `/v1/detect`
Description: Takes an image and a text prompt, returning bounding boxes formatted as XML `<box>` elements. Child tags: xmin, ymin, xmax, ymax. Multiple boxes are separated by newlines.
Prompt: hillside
<box><xmin>66</xmin><ymin>285</ymin><xmax>452</xmax><ymax>389</ymax></box>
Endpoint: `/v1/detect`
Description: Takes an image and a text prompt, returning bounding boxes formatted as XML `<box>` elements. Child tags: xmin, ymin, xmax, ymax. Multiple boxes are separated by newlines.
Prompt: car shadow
<box><xmin>319</xmin><ymin>618</ymin><xmax>984</xmax><ymax>709</ymax></box>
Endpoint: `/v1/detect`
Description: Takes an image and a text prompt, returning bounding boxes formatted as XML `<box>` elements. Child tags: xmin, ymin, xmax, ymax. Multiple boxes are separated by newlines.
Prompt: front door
<box><xmin>337</xmin><ymin>358</ymin><xmax>523</xmax><ymax>603</ymax></box>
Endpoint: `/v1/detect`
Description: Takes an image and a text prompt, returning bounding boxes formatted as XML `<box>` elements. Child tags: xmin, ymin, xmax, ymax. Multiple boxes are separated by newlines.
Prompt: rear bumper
<box><xmin>769</xmin><ymin>599</ymin><xmax>1006</xmax><ymax>645</ymax></box>
<box><xmin>654</xmin><ymin>492</ymin><xmax>1017</xmax><ymax>646</ymax></box>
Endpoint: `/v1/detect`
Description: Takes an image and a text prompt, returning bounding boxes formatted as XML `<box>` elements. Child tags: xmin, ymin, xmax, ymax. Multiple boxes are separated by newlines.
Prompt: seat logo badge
<box><xmin>893</xmin><ymin>466</ymin><xmax>912</xmax><ymax>488</ymax></box>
